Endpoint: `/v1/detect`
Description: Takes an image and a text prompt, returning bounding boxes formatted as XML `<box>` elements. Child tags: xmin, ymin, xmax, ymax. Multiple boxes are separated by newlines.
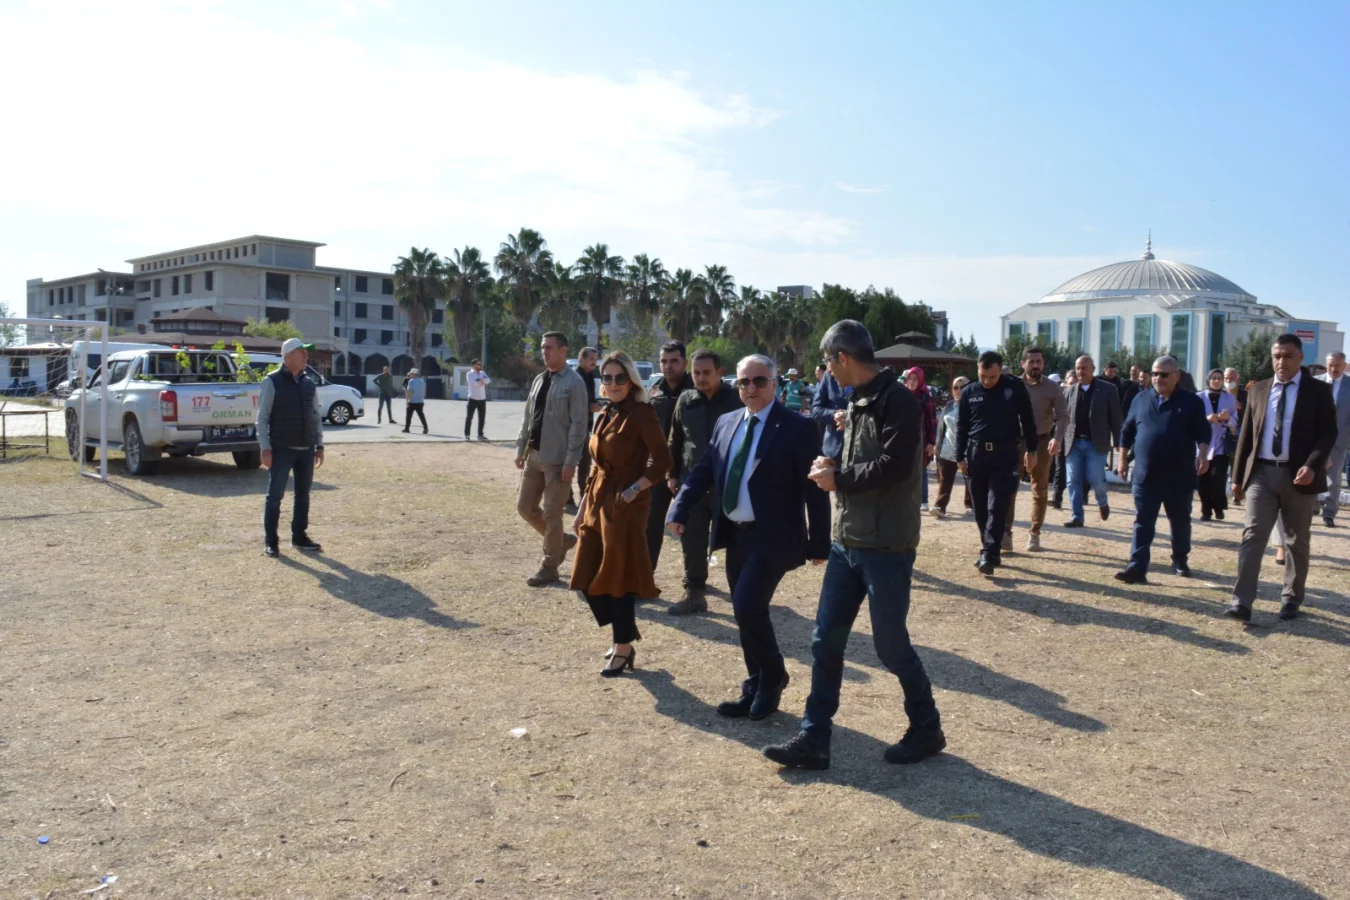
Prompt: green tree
<box><xmin>1220</xmin><ymin>329</ymin><xmax>1278</xmax><ymax>383</ymax></box>
<box><xmin>0</xmin><ymin>300</ymin><xmax>19</xmax><ymax>346</ymax></box>
<box><xmin>537</xmin><ymin>262</ymin><xmax>589</xmax><ymax>350</ymax></box>
<box><xmin>687</xmin><ymin>334</ymin><xmax>758</xmax><ymax>368</ymax></box>
<box><xmin>722</xmin><ymin>285</ymin><xmax>763</xmax><ymax>347</ymax></box>
<box><xmin>700</xmin><ymin>264</ymin><xmax>736</xmax><ymax>334</ymax></box>
<box><xmin>948</xmin><ymin>333</ymin><xmax>980</xmax><ymax>359</ymax></box>
<box><xmin>392</xmin><ymin>247</ymin><xmax>448</xmax><ymax>368</ymax></box>
<box><xmin>243</xmin><ymin>318</ymin><xmax>304</xmax><ymax>341</ymax></box>
<box><xmin>574</xmin><ymin>244</ymin><xmax>626</xmax><ymax>350</ymax></box>
<box><xmin>445</xmin><ymin>246</ymin><xmax>492</xmax><ymax>363</ymax></box>
<box><xmin>624</xmin><ymin>253</ymin><xmax>668</xmax><ymax>321</ymax></box>
<box><xmin>660</xmin><ymin>268</ymin><xmax>706</xmax><ymax>343</ymax></box>
<box><xmin>494</xmin><ymin>227</ymin><xmax>554</xmax><ymax>329</ymax></box>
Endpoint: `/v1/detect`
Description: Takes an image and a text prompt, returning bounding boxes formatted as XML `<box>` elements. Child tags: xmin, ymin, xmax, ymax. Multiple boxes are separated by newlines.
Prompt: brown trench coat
<box><xmin>569</xmin><ymin>397</ymin><xmax>674</xmax><ymax>599</ymax></box>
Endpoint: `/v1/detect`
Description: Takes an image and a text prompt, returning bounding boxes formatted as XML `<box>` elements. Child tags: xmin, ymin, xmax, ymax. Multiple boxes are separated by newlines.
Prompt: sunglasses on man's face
<box><xmin>735</xmin><ymin>376</ymin><xmax>772</xmax><ymax>390</ymax></box>
<box><xmin>1151</xmin><ymin>371</ymin><xmax>1173</xmax><ymax>379</ymax></box>
<box><xmin>600</xmin><ymin>373</ymin><xmax>630</xmax><ymax>385</ymax></box>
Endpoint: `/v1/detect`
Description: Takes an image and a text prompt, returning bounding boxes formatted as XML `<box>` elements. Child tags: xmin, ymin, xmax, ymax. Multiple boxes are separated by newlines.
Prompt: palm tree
<box><xmin>624</xmin><ymin>253</ymin><xmax>668</xmax><ymax>320</ymax></box>
<box><xmin>392</xmin><ymin>247</ymin><xmax>448</xmax><ymax>371</ymax></box>
<box><xmin>538</xmin><ymin>262</ymin><xmax>588</xmax><ymax>342</ymax></box>
<box><xmin>660</xmin><ymin>268</ymin><xmax>706</xmax><ymax>343</ymax></box>
<box><xmin>723</xmin><ymin>285</ymin><xmax>762</xmax><ymax>345</ymax></box>
<box><xmin>574</xmin><ymin>244</ymin><xmax>626</xmax><ymax>348</ymax></box>
<box><xmin>493</xmin><ymin>228</ymin><xmax>554</xmax><ymax>329</ymax></box>
<box><xmin>701</xmin><ymin>264</ymin><xmax>736</xmax><ymax>333</ymax></box>
<box><xmin>445</xmin><ymin>246</ymin><xmax>492</xmax><ymax>363</ymax></box>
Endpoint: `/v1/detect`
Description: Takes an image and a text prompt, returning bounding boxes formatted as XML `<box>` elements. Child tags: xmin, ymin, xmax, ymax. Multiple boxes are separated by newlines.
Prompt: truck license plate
<box><xmin>212</xmin><ymin>426</ymin><xmax>254</xmax><ymax>440</ymax></box>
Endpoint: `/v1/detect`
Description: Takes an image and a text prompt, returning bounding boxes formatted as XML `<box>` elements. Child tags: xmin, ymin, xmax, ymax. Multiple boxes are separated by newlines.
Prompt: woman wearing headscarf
<box><xmin>1198</xmin><ymin>368</ymin><xmax>1238</xmax><ymax>521</ymax></box>
<box><xmin>570</xmin><ymin>351</ymin><xmax>674</xmax><ymax>676</ymax></box>
<box><xmin>904</xmin><ymin>367</ymin><xmax>937</xmax><ymax>511</ymax></box>
<box><xmin>933</xmin><ymin>375</ymin><xmax>972</xmax><ymax>517</ymax></box>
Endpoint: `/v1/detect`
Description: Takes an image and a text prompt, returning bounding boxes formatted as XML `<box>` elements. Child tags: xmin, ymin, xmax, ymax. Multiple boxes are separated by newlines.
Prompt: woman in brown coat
<box><xmin>570</xmin><ymin>351</ymin><xmax>673</xmax><ymax>676</ymax></box>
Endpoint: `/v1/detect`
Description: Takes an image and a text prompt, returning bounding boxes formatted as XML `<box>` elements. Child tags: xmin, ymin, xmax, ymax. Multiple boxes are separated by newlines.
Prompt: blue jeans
<box><xmin>377</xmin><ymin>395</ymin><xmax>393</xmax><ymax>421</ymax></box>
<box><xmin>1128</xmin><ymin>481</ymin><xmax>1193</xmax><ymax>573</ymax></box>
<box><xmin>802</xmin><ymin>544</ymin><xmax>939</xmax><ymax>745</ymax></box>
<box><xmin>263</xmin><ymin>447</ymin><xmax>315</xmax><ymax>545</ymax></box>
<box><xmin>1066</xmin><ymin>438</ymin><xmax>1108</xmax><ymax>522</ymax></box>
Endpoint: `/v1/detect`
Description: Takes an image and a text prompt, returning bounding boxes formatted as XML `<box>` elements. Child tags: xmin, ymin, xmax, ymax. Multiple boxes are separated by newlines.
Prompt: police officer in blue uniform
<box><xmin>956</xmin><ymin>350</ymin><xmax>1038</xmax><ymax>575</ymax></box>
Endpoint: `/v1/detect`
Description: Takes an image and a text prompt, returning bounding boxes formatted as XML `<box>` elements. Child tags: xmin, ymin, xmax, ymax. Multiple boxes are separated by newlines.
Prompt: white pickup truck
<box><xmin>246</xmin><ymin>354</ymin><xmax>365</xmax><ymax>425</ymax></box>
<box><xmin>65</xmin><ymin>349</ymin><xmax>264</xmax><ymax>475</ymax></box>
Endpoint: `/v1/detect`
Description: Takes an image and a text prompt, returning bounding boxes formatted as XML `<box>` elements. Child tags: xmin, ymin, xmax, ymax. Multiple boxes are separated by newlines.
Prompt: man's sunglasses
<box><xmin>735</xmin><ymin>376</ymin><xmax>772</xmax><ymax>390</ymax></box>
<box><xmin>600</xmin><ymin>373</ymin><xmax>630</xmax><ymax>385</ymax></box>
<box><xmin>1150</xmin><ymin>371</ymin><xmax>1173</xmax><ymax>379</ymax></box>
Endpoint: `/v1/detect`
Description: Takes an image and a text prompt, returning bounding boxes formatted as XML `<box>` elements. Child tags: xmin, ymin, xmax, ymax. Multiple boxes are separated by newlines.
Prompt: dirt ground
<box><xmin>1</xmin><ymin>443</ymin><xmax>1347</xmax><ymax>899</ymax></box>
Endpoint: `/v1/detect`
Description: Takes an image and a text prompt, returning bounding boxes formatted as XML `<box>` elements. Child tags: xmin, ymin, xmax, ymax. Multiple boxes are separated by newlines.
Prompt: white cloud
<box><xmin>835</xmin><ymin>182</ymin><xmax>889</xmax><ymax>195</ymax></box>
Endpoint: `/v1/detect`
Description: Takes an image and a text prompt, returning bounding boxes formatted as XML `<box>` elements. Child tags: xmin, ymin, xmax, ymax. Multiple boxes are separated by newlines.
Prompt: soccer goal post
<box><xmin>0</xmin><ymin>317</ymin><xmax>112</xmax><ymax>481</ymax></box>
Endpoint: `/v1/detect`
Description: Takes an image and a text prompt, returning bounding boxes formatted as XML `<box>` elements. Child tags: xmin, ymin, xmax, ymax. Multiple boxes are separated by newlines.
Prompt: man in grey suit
<box><xmin>1063</xmin><ymin>356</ymin><xmax>1123</xmax><ymax>528</ymax></box>
<box><xmin>1227</xmin><ymin>334</ymin><xmax>1339</xmax><ymax>622</ymax></box>
<box><xmin>1317</xmin><ymin>351</ymin><xmax>1349</xmax><ymax>527</ymax></box>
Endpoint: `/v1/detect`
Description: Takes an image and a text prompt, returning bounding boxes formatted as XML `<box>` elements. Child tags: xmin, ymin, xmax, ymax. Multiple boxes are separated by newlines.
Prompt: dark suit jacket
<box><xmin>1232</xmin><ymin>370</ymin><xmax>1339</xmax><ymax>495</ymax></box>
<box><xmin>1120</xmin><ymin>388</ymin><xmax>1210</xmax><ymax>489</ymax></box>
<box><xmin>1064</xmin><ymin>378</ymin><xmax>1123</xmax><ymax>454</ymax></box>
<box><xmin>668</xmin><ymin>400</ymin><xmax>832</xmax><ymax>571</ymax></box>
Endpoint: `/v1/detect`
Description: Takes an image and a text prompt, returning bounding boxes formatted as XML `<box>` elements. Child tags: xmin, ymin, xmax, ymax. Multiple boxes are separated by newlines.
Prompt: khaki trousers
<box><xmin>518</xmin><ymin>453</ymin><xmax>570</xmax><ymax>571</ymax></box>
<box><xmin>1233</xmin><ymin>463</ymin><xmax>1316</xmax><ymax>608</ymax></box>
<box><xmin>1007</xmin><ymin>432</ymin><xmax>1055</xmax><ymax>535</ymax></box>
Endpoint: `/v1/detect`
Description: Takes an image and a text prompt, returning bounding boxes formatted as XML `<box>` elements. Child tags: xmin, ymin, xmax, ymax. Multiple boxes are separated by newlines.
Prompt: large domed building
<box><xmin>1000</xmin><ymin>235</ymin><xmax>1343</xmax><ymax>373</ymax></box>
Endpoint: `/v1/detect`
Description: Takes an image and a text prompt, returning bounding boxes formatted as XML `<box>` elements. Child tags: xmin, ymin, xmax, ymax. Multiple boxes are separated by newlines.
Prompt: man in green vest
<box><xmin>373</xmin><ymin>365</ymin><xmax>395</xmax><ymax>424</ymax></box>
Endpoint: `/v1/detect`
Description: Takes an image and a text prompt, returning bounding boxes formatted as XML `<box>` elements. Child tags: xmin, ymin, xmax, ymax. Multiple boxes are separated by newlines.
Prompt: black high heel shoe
<box><xmin>600</xmin><ymin>647</ymin><xmax>635</xmax><ymax>677</ymax></box>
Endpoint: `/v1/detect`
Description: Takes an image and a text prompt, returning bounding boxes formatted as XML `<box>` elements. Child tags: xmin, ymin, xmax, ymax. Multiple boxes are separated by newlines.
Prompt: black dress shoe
<box><xmin>1099</xmin><ymin>504</ymin><xmax>1110</xmax><ymax>521</ymax></box>
<box><xmin>1173</xmin><ymin>564</ymin><xmax>1191</xmax><ymax>577</ymax></box>
<box><xmin>975</xmin><ymin>554</ymin><xmax>995</xmax><ymax>576</ymax></box>
<box><xmin>264</xmin><ymin>543</ymin><xmax>279</xmax><ymax>558</ymax></box>
<box><xmin>749</xmin><ymin>673</ymin><xmax>789</xmax><ymax>720</ymax></box>
<box><xmin>1214</xmin><ymin>510</ymin><xmax>1225</xmax><ymax>520</ymax></box>
<box><xmin>1200</xmin><ymin>513</ymin><xmax>1212</xmax><ymax>522</ymax></box>
<box><xmin>1325</xmin><ymin>517</ymin><xmax>1336</xmax><ymax>528</ymax></box>
<box><xmin>1064</xmin><ymin>519</ymin><xmax>1084</xmax><ymax>528</ymax></box>
<box><xmin>1278</xmin><ymin>602</ymin><xmax>1301</xmax><ymax>620</ymax></box>
<box><xmin>291</xmin><ymin>535</ymin><xmax>323</xmax><ymax>552</ymax></box>
<box><xmin>762</xmin><ymin>732</ymin><xmax>830</xmax><ymax>770</ymax></box>
<box><xmin>716</xmin><ymin>694</ymin><xmax>754</xmax><ymax>718</ymax></box>
<box><xmin>883</xmin><ymin>726</ymin><xmax>947</xmax><ymax>765</ymax></box>
<box><xmin>1224</xmin><ymin>604</ymin><xmax>1252</xmax><ymax>623</ymax></box>
<box><xmin>1050</xmin><ymin>499</ymin><xmax>1063</xmax><ymax>510</ymax></box>
<box><xmin>1113</xmin><ymin>568</ymin><xmax>1148</xmax><ymax>585</ymax></box>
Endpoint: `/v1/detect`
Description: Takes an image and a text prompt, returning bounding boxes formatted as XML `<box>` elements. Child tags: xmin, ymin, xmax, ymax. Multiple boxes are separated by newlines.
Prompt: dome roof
<box><xmin>1045</xmin><ymin>235</ymin><xmax>1251</xmax><ymax>299</ymax></box>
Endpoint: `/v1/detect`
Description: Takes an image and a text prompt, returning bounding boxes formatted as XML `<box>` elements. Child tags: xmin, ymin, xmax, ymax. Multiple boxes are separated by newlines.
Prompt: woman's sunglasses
<box><xmin>601</xmin><ymin>373</ymin><xmax>630</xmax><ymax>385</ymax></box>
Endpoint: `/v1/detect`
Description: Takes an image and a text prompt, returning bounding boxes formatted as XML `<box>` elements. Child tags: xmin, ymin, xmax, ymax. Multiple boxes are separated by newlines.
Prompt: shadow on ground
<box><xmin>279</xmin><ymin>555</ymin><xmax>477</xmax><ymax>631</ymax></box>
<box><xmin>636</xmin><ymin>669</ymin><xmax>1323</xmax><ymax>900</ymax></box>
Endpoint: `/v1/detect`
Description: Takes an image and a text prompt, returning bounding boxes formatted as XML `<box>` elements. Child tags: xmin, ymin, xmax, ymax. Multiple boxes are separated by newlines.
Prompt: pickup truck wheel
<box><xmin>233</xmin><ymin>450</ymin><xmax>262</xmax><ymax>470</ymax></box>
<box><xmin>327</xmin><ymin>401</ymin><xmax>353</xmax><ymax>425</ymax></box>
<box><xmin>122</xmin><ymin>419</ymin><xmax>161</xmax><ymax>476</ymax></box>
<box><xmin>65</xmin><ymin>411</ymin><xmax>95</xmax><ymax>462</ymax></box>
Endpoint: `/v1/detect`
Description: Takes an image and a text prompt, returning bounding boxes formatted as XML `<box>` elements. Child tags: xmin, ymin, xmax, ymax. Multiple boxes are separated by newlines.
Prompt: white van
<box><xmin>59</xmin><ymin>340</ymin><xmax>164</xmax><ymax>395</ymax></box>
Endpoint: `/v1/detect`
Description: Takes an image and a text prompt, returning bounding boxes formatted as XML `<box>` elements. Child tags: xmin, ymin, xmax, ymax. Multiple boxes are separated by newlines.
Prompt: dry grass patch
<box><xmin>1</xmin><ymin>444</ymin><xmax>1347</xmax><ymax>899</ymax></box>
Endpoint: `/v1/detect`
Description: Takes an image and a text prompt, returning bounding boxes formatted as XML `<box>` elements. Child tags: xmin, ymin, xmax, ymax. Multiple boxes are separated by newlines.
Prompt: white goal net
<box><xmin>0</xmin><ymin>317</ymin><xmax>113</xmax><ymax>480</ymax></box>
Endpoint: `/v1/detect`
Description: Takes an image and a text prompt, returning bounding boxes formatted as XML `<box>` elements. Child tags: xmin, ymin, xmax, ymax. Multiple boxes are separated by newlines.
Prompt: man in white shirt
<box><xmin>1317</xmin><ymin>351</ymin><xmax>1349</xmax><ymax>526</ymax></box>
<box><xmin>464</xmin><ymin>358</ymin><xmax>491</xmax><ymax>441</ymax></box>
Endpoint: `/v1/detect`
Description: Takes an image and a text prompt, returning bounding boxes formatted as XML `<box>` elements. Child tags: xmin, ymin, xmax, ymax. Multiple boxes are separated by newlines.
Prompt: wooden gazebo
<box><xmin>875</xmin><ymin>332</ymin><xmax>976</xmax><ymax>386</ymax></box>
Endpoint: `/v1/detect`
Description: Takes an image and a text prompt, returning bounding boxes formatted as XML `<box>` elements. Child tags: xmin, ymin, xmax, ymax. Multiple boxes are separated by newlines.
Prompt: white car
<box><xmin>247</xmin><ymin>355</ymin><xmax>365</xmax><ymax>425</ymax></box>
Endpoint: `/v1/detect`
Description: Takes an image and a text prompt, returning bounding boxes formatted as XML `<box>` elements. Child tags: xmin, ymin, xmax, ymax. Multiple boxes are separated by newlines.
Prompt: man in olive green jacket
<box><xmin>764</xmin><ymin>319</ymin><xmax>943</xmax><ymax>772</ymax></box>
<box><xmin>373</xmin><ymin>366</ymin><xmax>395</xmax><ymax>424</ymax></box>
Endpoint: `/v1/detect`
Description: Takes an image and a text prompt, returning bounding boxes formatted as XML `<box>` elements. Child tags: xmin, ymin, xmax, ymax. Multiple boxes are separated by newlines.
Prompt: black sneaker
<box><xmin>1173</xmin><ymin>563</ymin><xmax>1191</xmax><ymax>578</ymax></box>
<box><xmin>1064</xmin><ymin>519</ymin><xmax>1084</xmax><ymax>528</ymax></box>
<box><xmin>716</xmin><ymin>693</ymin><xmax>754</xmax><ymax>718</ymax></box>
<box><xmin>763</xmin><ymin>733</ymin><xmax>830</xmax><ymax>770</ymax></box>
<box><xmin>1113</xmin><ymin>568</ymin><xmax>1148</xmax><ymax>585</ymax></box>
<box><xmin>291</xmin><ymin>535</ymin><xmax>323</xmax><ymax>552</ymax></box>
<box><xmin>883</xmin><ymin>726</ymin><xmax>947</xmax><ymax>765</ymax></box>
<box><xmin>1278</xmin><ymin>601</ymin><xmax>1301</xmax><ymax>620</ymax></box>
<box><xmin>264</xmin><ymin>543</ymin><xmax>279</xmax><ymax>558</ymax></box>
<box><xmin>1224</xmin><ymin>604</ymin><xmax>1252</xmax><ymax>623</ymax></box>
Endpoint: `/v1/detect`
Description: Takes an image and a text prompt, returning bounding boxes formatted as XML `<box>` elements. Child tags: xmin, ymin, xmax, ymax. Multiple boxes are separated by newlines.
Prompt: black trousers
<box><xmin>464</xmin><ymin>399</ymin><xmax>486</xmax><ymax>437</ymax></box>
<box><xmin>723</xmin><ymin>521</ymin><xmax>791</xmax><ymax>695</ymax></box>
<box><xmin>969</xmin><ymin>445</ymin><xmax>1019</xmax><ymax>558</ymax></box>
<box><xmin>680</xmin><ymin>496</ymin><xmax>715</xmax><ymax>590</ymax></box>
<box><xmin>584</xmin><ymin>593</ymin><xmax>640</xmax><ymax>644</ymax></box>
<box><xmin>404</xmin><ymin>402</ymin><xmax>427</xmax><ymax>431</ymax></box>
<box><xmin>646</xmin><ymin>479</ymin><xmax>675</xmax><ymax>570</ymax></box>
<box><xmin>1198</xmin><ymin>454</ymin><xmax>1230</xmax><ymax>516</ymax></box>
<box><xmin>1052</xmin><ymin>452</ymin><xmax>1067</xmax><ymax>504</ymax></box>
<box><xmin>572</xmin><ymin>413</ymin><xmax>595</xmax><ymax>503</ymax></box>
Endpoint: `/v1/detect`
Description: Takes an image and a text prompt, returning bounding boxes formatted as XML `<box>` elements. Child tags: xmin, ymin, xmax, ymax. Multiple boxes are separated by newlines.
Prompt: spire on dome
<box><xmin>1141</xmin><ymin>230</ymin><xmax>1155</xmax><ymax>261</ymax></box>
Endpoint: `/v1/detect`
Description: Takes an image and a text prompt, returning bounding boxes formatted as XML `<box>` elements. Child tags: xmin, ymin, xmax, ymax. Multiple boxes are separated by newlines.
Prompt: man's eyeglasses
<box><xmin>600</xmin><ymin>373</ymin><xmax>629</xmax><ymax>385</ymax></box>
<box><xmin>823</xmin><ymin>354</ymin><xmax>839</xmax><ymax>366</ymax></box>
<box><xmin>1150</xmin><ymin>371</ymin><xmax>1173</xmax><ymax>379</ymax></box>
<box><xmin>735</xmin><ymin>376</ymin><xmax>772</xmax><ymax>390</ymax></box>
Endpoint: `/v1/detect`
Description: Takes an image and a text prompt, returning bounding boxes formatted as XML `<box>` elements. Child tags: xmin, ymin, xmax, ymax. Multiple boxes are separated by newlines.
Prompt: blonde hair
<box><xmin>951</xmin><ymin>376</ymin><xmax>971</xmax><ymax>392</ymax></box>
<box><xmin>600</xmin><ymin>351</ymin><xmax>648</xmax><ymax>403</ymax></box>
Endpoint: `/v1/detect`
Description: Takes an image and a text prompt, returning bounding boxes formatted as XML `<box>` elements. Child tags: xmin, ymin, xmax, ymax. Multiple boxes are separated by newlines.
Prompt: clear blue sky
<box><xmin>3</xmin><ymin>0</ymin><xmax>1347</xmax><ymax>345</ymax></box>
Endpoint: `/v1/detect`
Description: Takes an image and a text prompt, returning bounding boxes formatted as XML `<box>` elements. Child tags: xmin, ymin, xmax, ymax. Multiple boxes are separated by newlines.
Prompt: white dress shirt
<box><xmin>467</xmin><ymin>369</ymin><xmax>491</xmax><ymax>401</ymax></box>
<box><xmin>723</xmin><ymin>404</ymin><xmax>773</xmax><ymax>523</ymax></box>
<box><xmin>1322</xmin><ymin>373</ymin><xmax>1345</xmax><ymax>408</ymax></box>
<box><xmin>1258</xmin><ymin>371</ymin><xmax>1301</xmax><ymax>462</ymax></box>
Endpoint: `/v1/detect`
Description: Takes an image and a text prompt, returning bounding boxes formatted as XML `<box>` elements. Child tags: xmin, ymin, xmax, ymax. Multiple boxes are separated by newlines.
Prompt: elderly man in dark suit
<box><xmin>1318</xmin><ymin>351</ymin><xmax>1350</xmax><ymax>526</ymax></box>
<box><xmin>1227</xmin><ymin>334</ymin><xmax>1339</xmax><ymax>622</ymax></box>
<box><xmin>1114</xmin><ymin>356</ymin><xmax>1210</xmax><ymax>584</ymax></box>
<box><xmin>668</xmin><ymin>354</ymin><xmax>832</xmax><ymax>720</ymax></box>
<box><xmin>1063</xmin><ymin>355</ymin><xmax>1123</xmax><ymax>528</ymax></box>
